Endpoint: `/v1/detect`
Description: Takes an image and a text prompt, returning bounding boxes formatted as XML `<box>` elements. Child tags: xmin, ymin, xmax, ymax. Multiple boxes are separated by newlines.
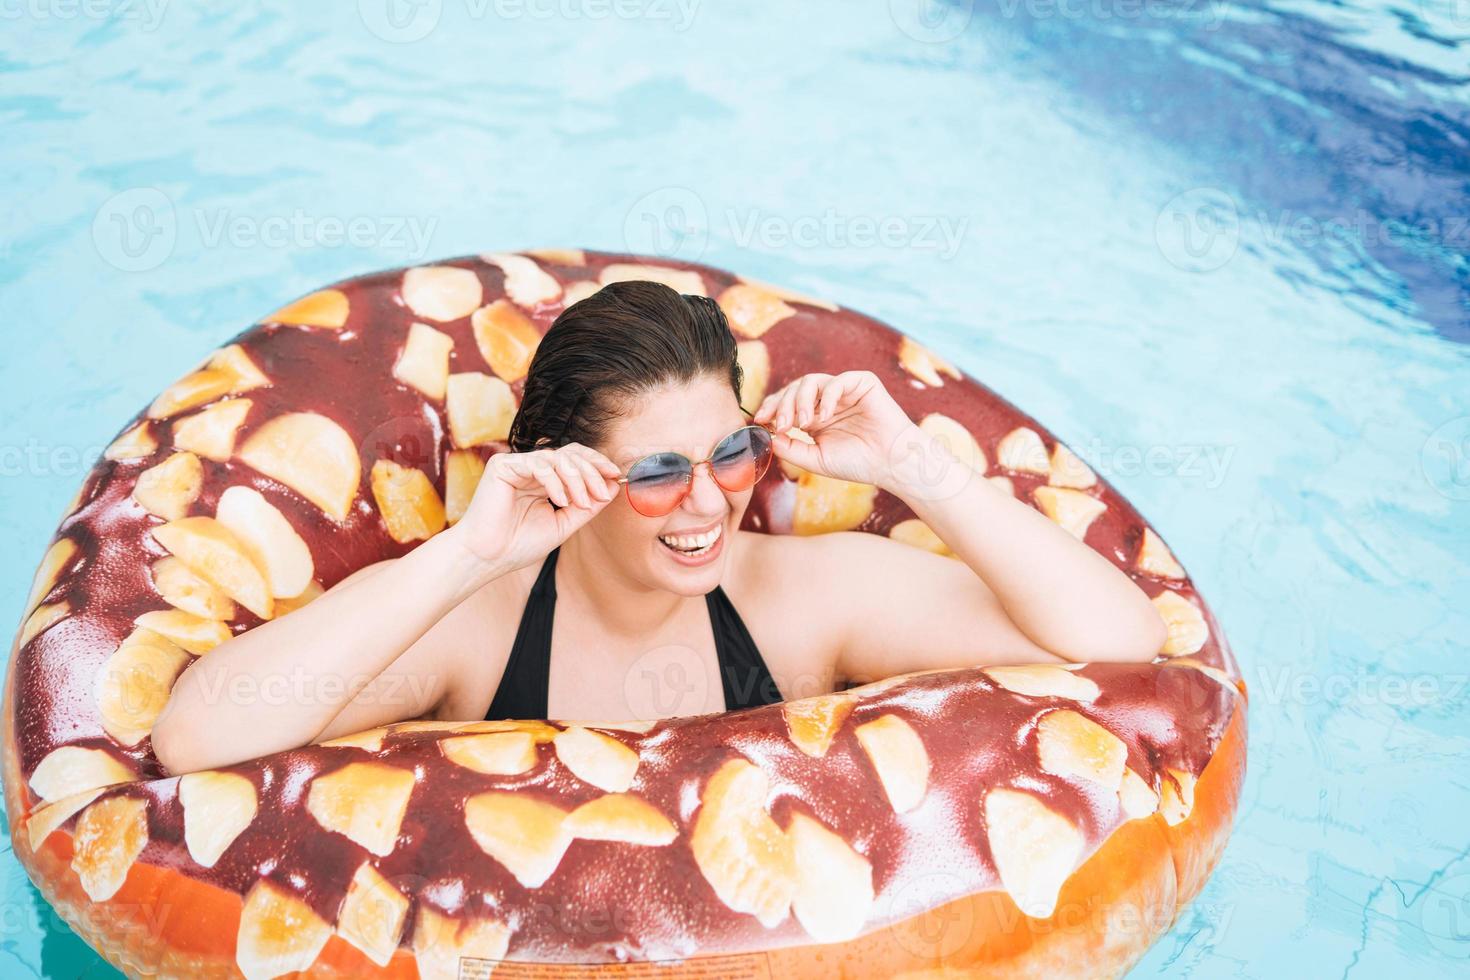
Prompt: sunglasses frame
<box><xmin>614</xmin><ymin>407</ymin><xmax>777</xmax><ymax>515</ymax></box>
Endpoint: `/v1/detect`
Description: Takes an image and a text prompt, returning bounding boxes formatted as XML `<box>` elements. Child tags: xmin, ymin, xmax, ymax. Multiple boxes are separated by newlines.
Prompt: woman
<box><xmin>152</xmin><ymin>280</ymin><xmax>1167</xmax><ymax>776</ymax></box>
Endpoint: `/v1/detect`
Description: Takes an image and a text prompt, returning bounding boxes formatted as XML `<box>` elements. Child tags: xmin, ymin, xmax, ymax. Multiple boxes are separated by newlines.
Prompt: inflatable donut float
<box><xmin>3</xmin><ymin>250</ymin><xmax>1246</xmax><ymax>978</ymax></box>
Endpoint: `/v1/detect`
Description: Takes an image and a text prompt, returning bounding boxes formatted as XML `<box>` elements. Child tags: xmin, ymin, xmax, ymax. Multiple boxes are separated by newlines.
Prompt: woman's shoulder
<box><xmin>720</xmin><ymin>531</ymin><xmax>858</xmax><ymax>617</ymax></box>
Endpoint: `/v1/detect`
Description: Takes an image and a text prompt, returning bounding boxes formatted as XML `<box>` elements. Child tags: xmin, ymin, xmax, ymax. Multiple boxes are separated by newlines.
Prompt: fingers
<box><xmin>754</xmin><ymin>374</ymin><xmax>835</xmax><ymax>431</ymax></box>
<box><xmin>794</xmin><ymin>373</ymin><xmax>827</xmax><ymax>428</ymax></box>
<box><xmin>495</xmin><ymin>444</ymin><xmax>619</xmax><ymax>511</ymax></box>
<box><xmin>565</xmin><ymin>449</ymin><xmax>616</xmax><ymax>502</ymax></box>
<box><xmin>816</xmin><ymin>374</ymin><xmax>844</xmax><ymax>422</ymax></box>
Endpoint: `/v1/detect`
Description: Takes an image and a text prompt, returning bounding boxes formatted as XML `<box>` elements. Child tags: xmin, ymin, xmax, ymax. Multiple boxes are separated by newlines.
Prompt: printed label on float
<box><xmin>458</xmin><ymin>952</ymin><xmax>774</xmax><ymax>978</ymax></box>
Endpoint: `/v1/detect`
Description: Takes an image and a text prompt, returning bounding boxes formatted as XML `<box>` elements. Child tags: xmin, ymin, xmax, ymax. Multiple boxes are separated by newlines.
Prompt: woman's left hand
<box><xmin>752</xmin><ymin>370</ymin><xmax>917</xmax><ymax>488</ymax></box>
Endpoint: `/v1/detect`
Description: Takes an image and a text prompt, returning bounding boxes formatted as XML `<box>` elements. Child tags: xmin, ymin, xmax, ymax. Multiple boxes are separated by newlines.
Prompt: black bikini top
<box><xmin>484</xmin><ymin>545</ymin><xmax>783</xmax><ymax>721</ymax></box>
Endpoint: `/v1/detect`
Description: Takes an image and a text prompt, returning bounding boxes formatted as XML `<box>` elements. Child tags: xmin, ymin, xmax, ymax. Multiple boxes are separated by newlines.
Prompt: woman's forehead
<box><xmin>604</xmin><ymin>384</ymin><xmax>745</xmax><ymax>464</ymax></box>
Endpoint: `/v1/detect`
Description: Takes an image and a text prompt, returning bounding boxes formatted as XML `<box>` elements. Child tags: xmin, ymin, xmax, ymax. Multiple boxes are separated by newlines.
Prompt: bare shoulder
<box><xmin>733</xmin><ymin>528</ymin><xmax>931</xmax><ymax>584</ymax></box>
<box><xmin>723</xmin><ymin>530</ymin><xmax>892</xmax><ymax>700</ymax></box>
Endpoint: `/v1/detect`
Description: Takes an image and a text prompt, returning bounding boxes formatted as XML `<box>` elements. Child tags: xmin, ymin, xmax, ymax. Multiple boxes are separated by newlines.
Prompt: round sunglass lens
<box><xmin>711</xmin><ymin>427</ymin><xmax>773</xmax><ymax>491</ymax></box>
<box><xmin>627</xmin><ymin>454</ymin><xmax>691</xmax><ymax>517</ymax></box>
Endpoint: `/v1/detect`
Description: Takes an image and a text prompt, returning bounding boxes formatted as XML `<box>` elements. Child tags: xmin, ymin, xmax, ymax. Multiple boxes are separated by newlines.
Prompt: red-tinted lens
<box><xmin>625</xmin><ymin>453</ymin><xmax>692</xmax><ymax>517</ymax></box>
<box><xmin>709</xmin><ymin>426</ymin><xmax>773</xmax><ymax>492</ymax></box>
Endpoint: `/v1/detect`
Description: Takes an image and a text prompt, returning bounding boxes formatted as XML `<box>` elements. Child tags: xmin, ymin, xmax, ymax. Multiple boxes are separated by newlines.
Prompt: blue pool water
<box><xmin>2</xmin><ymin>2</ymin><xmax>1467</xmax><ymax>976</ymax></box>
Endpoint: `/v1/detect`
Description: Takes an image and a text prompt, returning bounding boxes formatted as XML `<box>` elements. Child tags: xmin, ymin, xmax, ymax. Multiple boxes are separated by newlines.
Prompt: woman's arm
<box><xmin>150</xmin><ymin>526</ymin><xmax>509</xmax><ymax>776</ymax></box>
<box><xmin>152</xmin><ymin>441</ymin><xmax>622</xmax><ymax>775</ymax></box>
<box><xmin>877</xmin><ymin>423</ymin><xmax>1168</xmax><ymax>663</ymax></box>
<box><xmin>753</xmin><ymin>370</ymin><xmax>1167</xmax><ymax>684</ymax></box>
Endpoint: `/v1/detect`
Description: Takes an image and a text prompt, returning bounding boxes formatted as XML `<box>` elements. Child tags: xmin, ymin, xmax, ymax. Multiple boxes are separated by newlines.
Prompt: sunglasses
<box><xmin>615</xmin><ymin>407</ymin><xmax>776</xmax><ymax>517</ymax></box>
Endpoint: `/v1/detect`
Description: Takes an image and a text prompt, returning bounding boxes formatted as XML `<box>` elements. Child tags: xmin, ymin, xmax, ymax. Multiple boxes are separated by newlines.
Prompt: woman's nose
<box><xmin>685</xmin><ymin>460</ymin><xmax>728</xmax><ymax>510</ymax></box>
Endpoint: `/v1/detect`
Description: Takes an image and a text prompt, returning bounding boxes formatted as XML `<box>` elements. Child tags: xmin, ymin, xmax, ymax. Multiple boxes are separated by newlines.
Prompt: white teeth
<box><xmin>659</xmin><ymin>524</ymin><xmax>723</xmax><ymax>554</ymax></box>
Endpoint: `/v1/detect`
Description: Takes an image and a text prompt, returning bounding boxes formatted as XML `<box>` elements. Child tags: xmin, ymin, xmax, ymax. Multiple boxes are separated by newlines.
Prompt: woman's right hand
<box><xmin>454</xmin><ymin>443</ymin><xmax>623</xmax><ymax>573</ymax></box>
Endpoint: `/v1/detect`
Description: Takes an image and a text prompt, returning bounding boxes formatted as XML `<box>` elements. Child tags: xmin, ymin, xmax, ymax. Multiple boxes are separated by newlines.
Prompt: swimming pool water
<box><xmin>2</xmin><ymin>2</ymin><xmax>1467</xmax><ymax>976</ymax></box>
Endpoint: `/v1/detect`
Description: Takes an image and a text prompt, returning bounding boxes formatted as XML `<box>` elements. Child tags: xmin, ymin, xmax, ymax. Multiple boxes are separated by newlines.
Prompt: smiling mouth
<box><xmin>657</xmin><ymin>522</ymin><xmax>723</xmax><ymax>556</ymax></box>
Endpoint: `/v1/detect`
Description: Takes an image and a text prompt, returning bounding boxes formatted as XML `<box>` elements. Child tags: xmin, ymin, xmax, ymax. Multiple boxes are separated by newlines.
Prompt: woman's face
<box><xmin>588</xmin><ymin>376</ymin><xmax>753</xmax><ymax>596</ymax></box>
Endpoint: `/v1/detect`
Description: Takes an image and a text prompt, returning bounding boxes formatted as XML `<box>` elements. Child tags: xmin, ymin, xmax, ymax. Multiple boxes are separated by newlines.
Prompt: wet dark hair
<box><xmin>507</xmin><ymin>279</ymin><xmax>745</xmax><ymax>454</ymax></box>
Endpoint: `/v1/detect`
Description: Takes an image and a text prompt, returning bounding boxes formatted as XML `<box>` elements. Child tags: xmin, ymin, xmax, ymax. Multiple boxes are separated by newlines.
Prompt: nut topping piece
<box><xmin>131</xmin><ymin>608</ymin><xmax>230</xmax><ymax>654</ymax></box>
<box><xmin>236</xmin><ymin>878</ymin><xmax>332</xmax><ymax>980</ymax></box>
<box><xmin>736</xmin><ymin>339</ymin><xmax>770</xmax><ymax>412</ymax></box>
<box><xmin>306</xmin><ymin>762</ymin><xmax>416</xmax><ymax>857</ymax></box>
<box><xmin>446</xmin><ymin>372</ymin><xmax>516</xmax><ymax>448</ymax></box>
<box><xmin>553</xmin><ymin>726</ymin><xmax>640</xmax><ymax>793</ymax></box>
<box><xmin>855</xmin><ymin>714</ymin><xmax>930</xmax><ymax>813</ymax></box>
<box><xmin>690</xmin><ymin>758</ymin><xmax>797</xmax><ymax>928</ymax></box>
<box><xmin>599</xmin><ymin>263</ymin><xmax>705</xmax><ymax>296</ymax></box>
<box><xmin>392</xmin><ymin>322</ymin><xmax>454</xmax><ymax>401</ymax></box>
<box><xmin>888</xmin><ymin>518</ymin><xmax>953</xmax><ymax>556</ymax></box>
<box><xmin>464</xmin><ymin>791</ymin><xmax>573</xmax><ymax>888</ymax></box>
<box><xmin>147</xmin><ymin>345</ymin><xmax>268</xmax><ymax>420</ymax></box>
<box><xmin>25</xmin><ymin>787</ymin><xmax>104</xmax><ymax>852</ymax></box>
<box><xmin>172</xmin><ymin>398</ymin><xmax>252</xmax><ymax>462</ymax></box>
<box><xmin>20</xmin><ymin>600</ymin><xmax>69</xmax><ymax>648</ymax></box>
<box><xmin>736</xmin><ymin>274</ymin><xmax>839</xmax><ymax>310</ymax></box>
<box><xmin>28</xmin><ymin>746</ymin><xmax>137</xmax><ymax>803</ymax></box>
<box><xmin>105</xmin><ymin>422</ymin><xmax>157</xmax><ymax>461</ymax></box>
<box><xmin>1119</xmin><ymin>767</ymin><xmax>1160</xmax><ymax>820</ymax></box>
<box><xmin>898</xmin><ymin>337</ymin><xmax>962</xmax><ymax>388</ymax></box>
<box><xmin>179</xmin><ymin>770</ymin><xmax>258</xmax><ymax>867</ymax></box>
<box><xmin>24</xmin><ymin>536</ymin><xmax>77</xmax><ymax>619</ymax></box>
<box><xmin>413</xmin><ymin>906</ymin><xmax>512</xmax><ymax>980</ymax></box>
<box><xmin>216</xmin><ymin>486</ymin><xmax>316</xmax><ymax>599</ymax></box>
<box><xmin>152</xmin><ymin>517</ymin><xmax>274</xmax><ymax>620</ymax></box>
<box><xmin>919</xmin><ymin>412</ymin><xmax>988</xmax><ymax>476</ymax></box>
<box><xmin>1036</xmin><ymin>709</ymin><xmax>1128</xmax><ymax>790</ymax></box>
<box><xmin>1152</xmin><ymin>590</ymin><xmax>1209</xmax><ymax>656</ymax></box>
<box><xmin>237</xmin><ymin>412</ymin><xmax>361</xmax><ymax>522</ymax></box>
<box><xmin>564</xmin><ymin>793</ymin><xmax>678</xmax><ymax>845</ymax></box>
<box><xmin>1032</xmin><ymin>486</ymin><xmax>1107</xmax><ymax>541</ymax></box>
<box><xmin>264</xmin><ymin>288</ymin><xmax>350</xmax><ymax>329</ymax></box>
<box><xmin>1048</xmin><ymin>443</ymin><xmax>1097</xmax><ymax>489</ymax></box>
<box><xmin>718</xmin><ymin>283</ymin><xmax>795</xmax><ymax>339</ymax></box>
<box><xmin>132</xmin><ymin>451</ymin><xmax>202</xmax><ymax>521</ymax></box>
<box><xmin>335</xmin><ymin>861</ymin><xmax>408</xmax><ymax>967</ymax></box>
<box><xmin>983</xmin><ymin>787</ymin><xmax>1084</xmax><ymax>919</ymax></box>
<box><xmin>401</xmin><ymin>265</ymin><xmax>483</xmax><ymax>322</ymax></box>
<box><xmin>996</xmin><ymin>427</ymin><xmax>1050</xmax><ymax>475</ymax></box>
<box><xmin>1159</xmin><ymin>768</ymin><xmax>1197</xmax><ymax>826</ymax></box>
<box><xmin>370</xmin><ymin>460</ymin><xmax>447</xmax><ymax>543</ymax></box>
<box><xmin>472</xmin><ymin>299</ymin><xmax>542</xmax><ymax>383</ymax></box>
<box><xmin>71</xmin><ymin>795</ymin><xmax>149</xmax><ymax>901</ymax></box>
<box><xmin>444</xmin><ymin>450</ymin><xmax>485</xmax><ymax>525</ymax></box>
<box><xmin>147</xmin><ymin>368</ymin><xmax>235</xmax><ymax>420</ymax></box>
<box><xmin>782</xmin><ymin>693</ymin><xmax>855</xmax><ymax>758</ymax></box>
<box><xmin>983</xmin><ymin>664</ymin><xmax>1101</xmax><ymax>702</ymax></box>
<box><xmin>786</xmin><ymin>811</ymin><xmax>873</xmax><ymax>942</ymax></box>
<box><xmin>440</xmin><ymin>731</ymin><xmax>539</xmax><ymax>776</ymax></box>
<box><xmin>483</xmin><ymin>252</ymin><xmax>563</xmax><ymax>306</ymax></box>
<box><xmin>266</xmin><ymin>287</ymin><xmax>348</xmax><ymax>329</ymax></box>
<box><xmin>1137</xmin><ymin>527</ymin><xmax>1186</xmax><ymax>579</ymax></box>
<box><xmin>792</xmin><ymin>469</ymin><xmax>877</xmax><ymax>536</ymax></box>
<box><xmin>95</xmin><ymin>627</ymin><xmax>191</xmax><ymax>745</ymax></box>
